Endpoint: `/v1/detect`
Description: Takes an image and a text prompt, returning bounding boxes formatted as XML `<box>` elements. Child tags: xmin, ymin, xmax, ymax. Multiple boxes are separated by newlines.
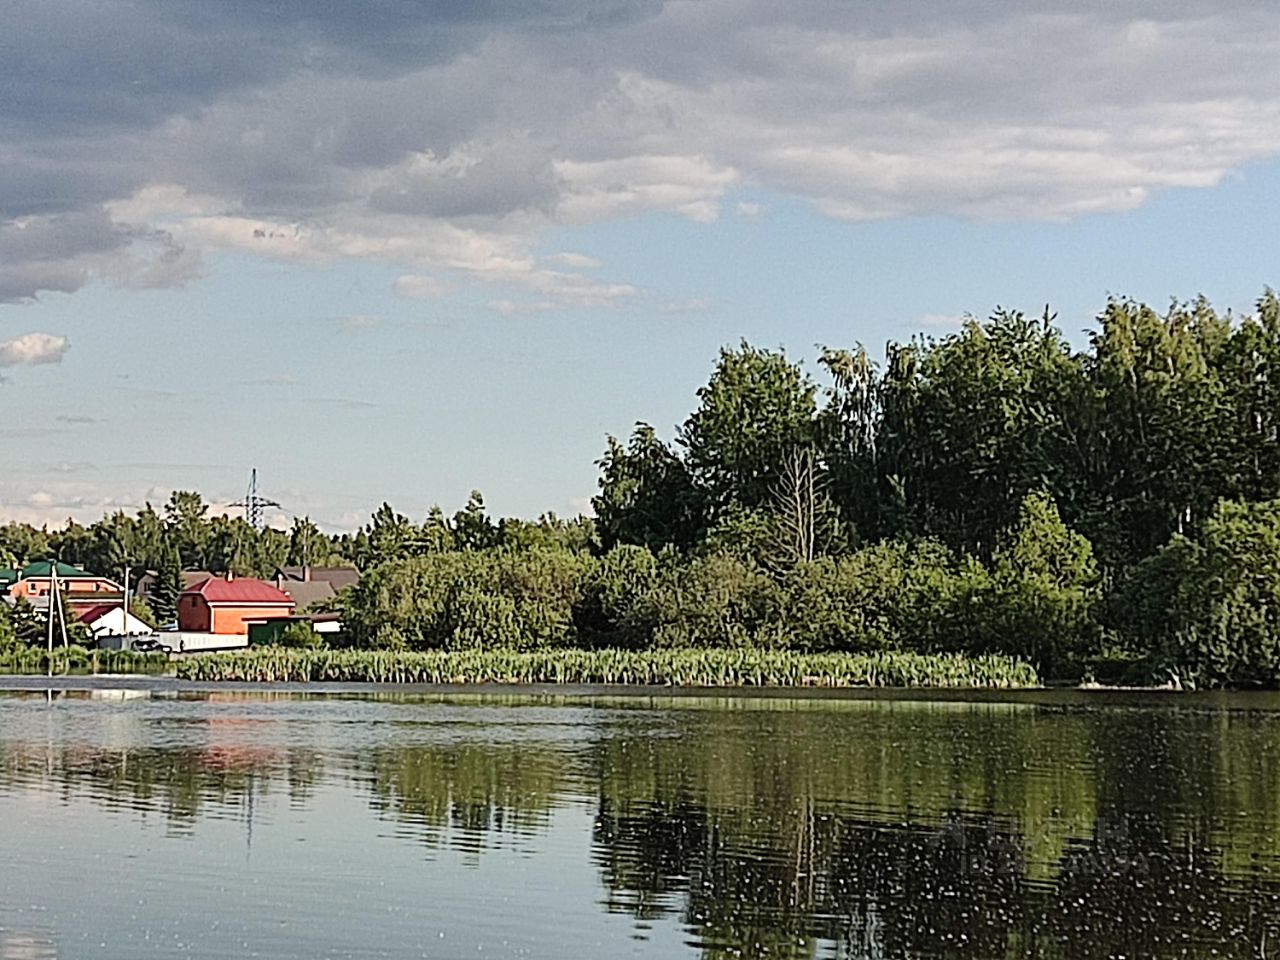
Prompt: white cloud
<box><xmin>554</xmin><ymin>154</ymin><xmax>739</xmax><ymax>223</ymax></box>
<box><xmin>662</xmin><ymin>296</ymin><xmax>717</xmax><ymax>314</ymax></box>
<box><xmin>735</xmin><ymin>201</ymin><xmax>763</xmax><ymax>219</ymax></box>
<box><xmin>393</xmin><ymin>274</ymin><xmax>452</xmax><ymax>300</ymax></box>
<box><xmin>546</xmin><ymin>252</ymin><xmax>603</xmax><ymax>269</ymax></box>
<box><xmin>0</xmin><ymin>480</ymin><xmax>155</xmax><ymax>527</ymax></box>
<box><xmin>0</xmin><ymin>332</ymin><xmax>70</xmax><ymax>367</ymax></box>
<box><xmin>488</xmin><ymin>299</ymin><xmax>555</xmax><ymax>316</ymax></box>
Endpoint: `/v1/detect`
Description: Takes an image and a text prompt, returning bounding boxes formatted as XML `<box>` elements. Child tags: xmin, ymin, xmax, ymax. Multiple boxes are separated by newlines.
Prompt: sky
<box><xmin>2</xmin><ymin>0</ymin><xmax>1280</xmax><ymax>531</ymax></box>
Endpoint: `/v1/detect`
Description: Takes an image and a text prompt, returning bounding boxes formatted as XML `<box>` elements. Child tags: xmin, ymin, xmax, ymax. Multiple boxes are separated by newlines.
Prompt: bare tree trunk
<box><xmin>773</xmin><ymin>446</ymin><xmax>820</xmax><ymax>567</ymax></box>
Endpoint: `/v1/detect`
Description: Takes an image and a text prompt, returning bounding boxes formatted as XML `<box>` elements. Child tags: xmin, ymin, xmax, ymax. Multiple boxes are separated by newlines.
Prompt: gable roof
<box><xmin>77</xmin><ymin>603</ymin><xmax>135</xmax><ymax>624</ymax></box>
<box><xmin>20</xmin><ymin>561</ymin><xmax>91</xmax><ymax>579</ymax></box>
<box><xmin>181</xmin><ymin>576</ymin><xmax>295</xmax><ymax>605</ymax></box>
<box><xmin>274</xmin><ymin>566</ymin><xmax>361</xmax><ymax>590</ymax></box>
<box><xmin>276</xmin><ymin>580</ymin><xmax>336</xmax><ymax>611</ymax></box>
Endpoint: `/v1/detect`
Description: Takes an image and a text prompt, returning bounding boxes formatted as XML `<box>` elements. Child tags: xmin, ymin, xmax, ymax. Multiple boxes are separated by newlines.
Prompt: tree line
<box><xmin>3</xmin><ymin>292</ymin><xmax>1280</xmax><ymax>684</ymax></box>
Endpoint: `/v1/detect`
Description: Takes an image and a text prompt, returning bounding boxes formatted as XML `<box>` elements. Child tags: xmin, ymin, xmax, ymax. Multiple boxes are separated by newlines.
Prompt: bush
<box><xmin>278</xmin><ymin>621</ymin><xmax>324</xmax><ymax>648</ymax></box>
<box><xmin>980</xmin><ymin>492</ymin><xmax>1102</xmax><ymax>674</ymax></box>
<box><xmin>1139</xmin><ymin>499</ymin><xmax>1280</xmax><ymax>686</ymax></box>
<box><xmin>637</xmin><ymin>553</ymin><xmax>780</xmax><ymax>648</ymax></box>
<box><xmin>774</xmin><ymin>541</ymin><xmax>958</xmax><ymax>652</ymax></box>
<box><xmin>575</xmin><ymin>544</ymin><xmax>659</xmax><ymax>649</ymax></box>
<box><xmin>344</xmin><ymin>547</ymin><xmax>594</xmax><ymax>651</ymax></box>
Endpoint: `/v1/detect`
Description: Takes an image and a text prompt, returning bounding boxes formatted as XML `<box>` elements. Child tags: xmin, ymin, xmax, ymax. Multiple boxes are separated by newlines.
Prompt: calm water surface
<box><xmin>3</xmin><ymin>686</ymin><xmax>1280</xmax><ymax>959</ymax></box>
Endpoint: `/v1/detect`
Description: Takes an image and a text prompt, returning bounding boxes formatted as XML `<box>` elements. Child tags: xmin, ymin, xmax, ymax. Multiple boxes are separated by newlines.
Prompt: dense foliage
<box><xmin>5</xmin><ymin>293</ymin><xmax>1280</xmax><ymax>685</ymax></box>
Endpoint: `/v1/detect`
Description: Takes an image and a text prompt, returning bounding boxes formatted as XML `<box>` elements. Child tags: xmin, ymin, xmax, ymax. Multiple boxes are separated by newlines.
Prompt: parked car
<box><xmin>131</xmin><ymin>637</ymin><xmax>172</xmax><ymax>654</ymax></box>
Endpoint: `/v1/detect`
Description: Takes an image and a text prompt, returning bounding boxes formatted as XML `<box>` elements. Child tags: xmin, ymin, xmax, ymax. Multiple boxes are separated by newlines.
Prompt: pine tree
<box><xmin>151</xmin><ymin>545</ymin><xmax>183</xmax><ymax>626</ymax></box>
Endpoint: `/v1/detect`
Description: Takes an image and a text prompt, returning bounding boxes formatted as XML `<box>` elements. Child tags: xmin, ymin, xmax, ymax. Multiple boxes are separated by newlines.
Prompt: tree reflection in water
<box><xmin>4</xmin><ymin>693</ymin><xmax>1280</xmax><ymax>959</ymax></box>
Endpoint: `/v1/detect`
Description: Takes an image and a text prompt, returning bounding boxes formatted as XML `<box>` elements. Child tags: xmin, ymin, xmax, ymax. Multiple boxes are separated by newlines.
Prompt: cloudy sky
<box><xmin>3</xmin><ymin>0</ymin><xmax>1280</xmax><ymax>529</ymax></box>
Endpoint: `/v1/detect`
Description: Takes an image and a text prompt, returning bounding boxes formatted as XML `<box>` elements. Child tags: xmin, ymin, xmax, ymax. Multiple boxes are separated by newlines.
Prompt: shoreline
<box><xmin>5</xmin><ymin>673</ymin><xmax>1275</xmax><ymax>711</ymax></box>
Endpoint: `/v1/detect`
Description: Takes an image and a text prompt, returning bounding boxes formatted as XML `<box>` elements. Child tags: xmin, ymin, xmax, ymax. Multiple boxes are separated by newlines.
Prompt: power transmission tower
<box><xmin>231</xmin><ymin>469</ymin><xmax>280</xmax><ymax>532</ymax></box>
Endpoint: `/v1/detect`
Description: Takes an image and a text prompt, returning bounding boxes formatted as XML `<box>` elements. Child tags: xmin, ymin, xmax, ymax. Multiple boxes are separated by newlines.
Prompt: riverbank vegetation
<box><xmin>0</xmin><ymin>643</ymin><xmax>169</xmax><ymax>676</ymax></box>
<box><xmin>5</xmin><ymin>293</ymin><xmax>1280</xmax><ymax>687</ymax></box>
<box><xmin>175</xmin><ymin>648</ymin><xmax>1037</xmax><ymax>687</ymax></box>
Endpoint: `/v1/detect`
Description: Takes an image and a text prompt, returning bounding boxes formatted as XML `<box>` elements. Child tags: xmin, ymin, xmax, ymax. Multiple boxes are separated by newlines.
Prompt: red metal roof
<box><xmin>77</xmin><ymin>603</ymin><xmax>120</xmax><ymax>624</ymax></box>
<box><xmin>181</xmin><ymin>577</ymin><xmax>295</xmax><ymax>605</ymax></box>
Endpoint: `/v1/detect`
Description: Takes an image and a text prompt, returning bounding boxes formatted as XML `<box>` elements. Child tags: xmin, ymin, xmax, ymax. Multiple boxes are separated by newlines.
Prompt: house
<box><xmin>273</xmin><ymin>565</ymin><xmax>360</xmax><ymax>590</ymax></box>
<box><xmin>270</xmin><ymin>565</ymin><xmax>360</xmax><ymax>612</ymax></box>
<box><xmin>78</xmin><ymin>603</ymin><xmax>154</xmax><ymax>638</ymax></box>
<box><xmin>4</xmin><ymin>561</ymin><xmax>123</xmax><ymax>614</ymax></box>
<box><xmin>133</xmin><ymin>569</ymin><xmax>216</xmax><ymax>604</ymax></box>
<box><xmin>178</xmin><ymin>575</ymin><xmax>296</xmax><ymax>635</ymax></box>
<box><xmin>274</xmin><ymin>579</ymin><xmax>335</xmax><ymax>611</ymax></box>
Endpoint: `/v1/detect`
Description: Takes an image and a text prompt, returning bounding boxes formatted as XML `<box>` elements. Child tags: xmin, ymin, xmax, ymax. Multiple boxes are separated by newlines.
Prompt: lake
<box><xmin>3</xmin><ymin>684</ymin><xmax>1280</xmax><ymax>959</ymax></box>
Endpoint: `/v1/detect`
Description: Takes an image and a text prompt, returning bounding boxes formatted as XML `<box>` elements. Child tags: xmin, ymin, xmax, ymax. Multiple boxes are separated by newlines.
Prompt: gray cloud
<box><xmin>2</xmin><ymin>0</ymin><xmax>1279</xmax><ymax>303</ymax></box>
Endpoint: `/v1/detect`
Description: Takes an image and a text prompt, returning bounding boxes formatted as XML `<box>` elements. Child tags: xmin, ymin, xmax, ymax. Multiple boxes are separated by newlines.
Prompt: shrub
<box><xmin>1143</xmin><ymin>499</ymin><xmax>1280</xmax><ymax>686</ymax></box>
<box><xmin>343</xmin><ymin>547</ymin><xmax>594</xmax><ymax>651</ymax></box>
<box><xmin>278</xmin><ymin>621</ymin><xmax>324</xmax><ymax>649</ymax></box>
<box><xmin>575</xmin><ymin>544</ymin><xmax>659</xmax><ymax>649</ymax></box>
<box><xmin>637</xmin><ymin>553</ymin><xmax>780</xmax><ymax>648</ymax></box>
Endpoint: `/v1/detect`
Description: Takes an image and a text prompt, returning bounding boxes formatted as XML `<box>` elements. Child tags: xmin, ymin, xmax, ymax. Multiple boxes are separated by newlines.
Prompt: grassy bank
<box><xmin>175</xmin><ymin>647</ymin><xmax>1039</xmax><ymax>687</ymax></box>
<box><xmin>0</xmin><ymin>644</ymin><xmax>171</xmax><ymax>676</ymax></box>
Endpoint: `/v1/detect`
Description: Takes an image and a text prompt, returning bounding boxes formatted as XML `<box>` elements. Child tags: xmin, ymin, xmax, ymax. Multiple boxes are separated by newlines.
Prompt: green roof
<box><xmin>0</xmin><ymin>568</ymin><xmax>17</xmax><ymax>587</ymax></box>
<box><xmin>18</xmin><ymin>561</ymin><xmax>91</xmax><ymax>579</ymax></box>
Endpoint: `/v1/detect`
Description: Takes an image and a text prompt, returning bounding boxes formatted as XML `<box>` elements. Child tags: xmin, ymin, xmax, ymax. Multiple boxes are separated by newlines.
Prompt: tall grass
<box><xmin>176</xmin><ymin>647</ymin><xmax>1039</xmax><ymax>687</ymax></box>
<box><xmin>0</xmin><ymin>644</ymin><xmax>171</xmax><ymax>676</ymax></box>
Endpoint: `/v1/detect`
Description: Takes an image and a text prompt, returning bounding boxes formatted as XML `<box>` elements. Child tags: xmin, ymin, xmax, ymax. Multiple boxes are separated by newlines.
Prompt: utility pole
<box><xmin>122</xmin><ymin>564</ymin><xmax>131</xmax><ymax>635</ymax></box>
<box><xmin>55</xmin><ymin>572</ymin><xmax>68</xmax><ymax>653</ymax></box>
<box><xmin>45</xmin><ymin>559</ymin><xmax>54</xmax><ymax>678</ymax></box>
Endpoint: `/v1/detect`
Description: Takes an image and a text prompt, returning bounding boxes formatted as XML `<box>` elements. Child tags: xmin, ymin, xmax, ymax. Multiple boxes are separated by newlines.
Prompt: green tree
<box><xmin>575</xmin><ymin>544</ymin><xmax>659</xmax><ymax>649</ymax></box>
<box><xmin>678</xmin><ymin>342</ymin><xmax>817</xmax><ymax>518</ymax></box>
<box><xmin>0</xmin><ymin>523</ymin><xmax>51</xmax><ymax>569</ymax></box>
<box><xmin>816</xmin><ymin>344</ymin><xmax>882</xmax><ymax>543</ymax></box>
<box><xmin>287</xmin><ymin>516</ymin><xmax>335</xmax><ymax>568</ymax></box>
<box><xmin>1140</xmin><ymin>499</ymin><xmax>1280</xmax><ymax>686</ymax></box>
<box><xmin>874</xmin><ymin>308</ymin><xmax>1083</xmax><ymax>556</ymax></box>
<box><xmin>453</xmin><ymin>491</ymin><xmax>499</xmax><ymax>551</ymax></box>
<box><xmin>150</xmin><ymin>545</ymin><xmax>183</xmax><ymax>626</ymax></box>
<box><xmin>50</xmin><ymin>519</ymin><xmax>95</xmax><ymax>568</ymax></box>
<box><xmin>165</xmin><ymin>491</ymin><xmax>210</xmax><ymax>569</ymax></box>
<box><xmin>0</xmin><ymin>602</ymin><xmax>16</xmax><ymax>650</ymax></box>
<box><xmin>364</xmin><ymin>502</ymin><xmax>418</xmax><ymax>567</ymax></box>
<box><xmin>420</xmin><ymin>506</ymin><xmax>456</xmax><ymax>554</ymax></box>
<box><xmin>9</xmin><ymin>596</ymin><xmax>46</xmax><ymax>645</ymax></box>
<box><xmin>985</xmin><ymin>491</ymin><xmax>1102</xmax><ymax>673</ymax></box>
<box><xmin>635</xmin><ymin>552</ymin><xmax>780</xmax><ymax>649</ymax></box>
<box><xmin>594</xmin><ymin>424</ymin><xmax>704</xmax><ymax>552</ymax></box>
<box><xmin>1080</xmin><ymin>297</ymin><xmax>1230</xmax><ymax>566</ymax></box>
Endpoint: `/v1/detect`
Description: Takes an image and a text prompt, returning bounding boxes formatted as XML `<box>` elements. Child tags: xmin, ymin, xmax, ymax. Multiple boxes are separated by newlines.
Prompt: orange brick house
<box><xmin>3</xmin><ymin>561</ymin><xmax>123</xmax><ymax>614</ymax></box>
<box><xmin>177</xmin><ymin>575</ymin><xmax>296</xmax><ymax>635</ymax></box>
<box><xmin>5</xmin><ymin>561</ymin><xmax>122</xmax><ymax>599</ymax></box>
